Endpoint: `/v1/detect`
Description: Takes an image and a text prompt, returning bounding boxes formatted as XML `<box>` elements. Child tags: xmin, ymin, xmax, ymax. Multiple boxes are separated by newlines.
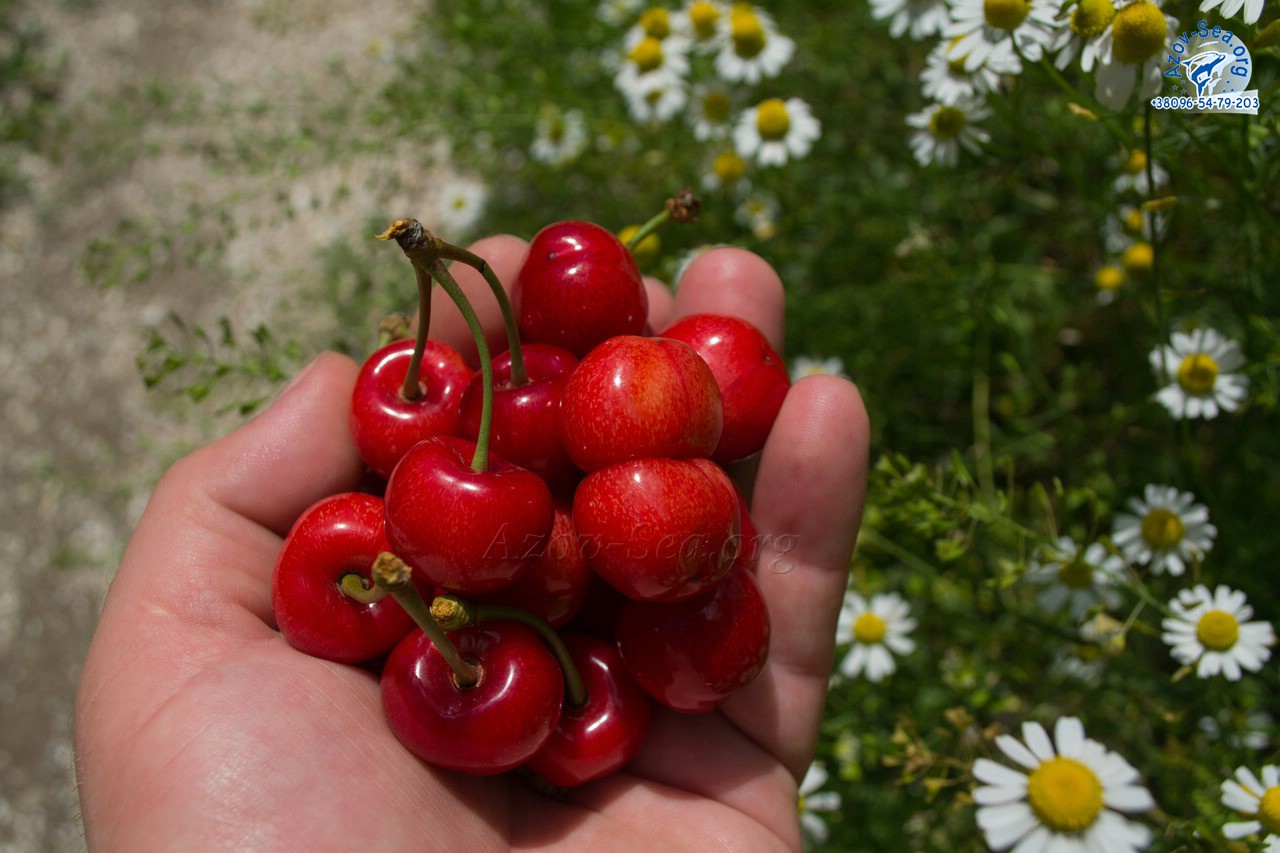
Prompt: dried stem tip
<box><xmin>666</xmin><ymin>187</ymin><xmax>701</xmax><ymax>223</ymax></box>
<box><xmin>430</xmin><ymin>595</ymin><xmax>475</xmax><ymax>631</ymax></box>
<box><xmin>371</xmin><ymin>551</ymin><xmax>413</xmax><ymax>589</ymax></box>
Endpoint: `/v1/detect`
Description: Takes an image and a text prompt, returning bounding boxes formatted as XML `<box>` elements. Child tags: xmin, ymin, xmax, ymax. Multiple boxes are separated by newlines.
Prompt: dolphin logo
<box><xmin>1183</xmin><ymin>51</ymin><xmax>1229</xmax><ymax>97</ymax></box>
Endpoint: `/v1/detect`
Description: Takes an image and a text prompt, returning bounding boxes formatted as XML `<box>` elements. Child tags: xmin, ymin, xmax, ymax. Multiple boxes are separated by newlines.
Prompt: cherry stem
<box><xmin>372</xmin><ymin>553</ymin><xmax>479</xmax><ymax>688</ymax></box>
<box><xmin>437</xmin><ymin>242</ymin><xmax>527</xmax><ymax>387</ymax></box>
<box><xmin>429</xmin><ymin>260</ymin><xmax>494</xmax><ymax>473</ymax></box>
<box><xmin>377</xmin><ymin>312</ymin><xmax>412</xmax><ymax>348</ymax></box>
<box><xmin>338</xmin><ymin>572</ymin><xmax>388</xmax><ymax>605</ymax></box>
<box><xmin>626</xmin><ymin>187</ymin><xmax>701</xmax><ymax>250</ymax></box>
<box><xmin>432</xmin><ymin>594</ymin><xmax>587</xmax><ymax>710</ymax></box>
<box><xmin>380</xmin><ymin>219</ymin><xmax>495</xmax><ymax>473</ymax></box>
<box><xmin>375</xmin><ymin>221</ymin><xmax>434</xmax><ymax>402</ymax></box>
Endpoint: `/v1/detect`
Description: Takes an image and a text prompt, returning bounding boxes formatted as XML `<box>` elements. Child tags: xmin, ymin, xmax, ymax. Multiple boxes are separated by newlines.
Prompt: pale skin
<box><xmin>74</xmin><ymin>237</ymin><xmax>870</xmax><ymax>851</ymax></box>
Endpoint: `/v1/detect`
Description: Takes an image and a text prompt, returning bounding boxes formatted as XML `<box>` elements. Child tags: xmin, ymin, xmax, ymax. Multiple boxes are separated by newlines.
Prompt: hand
<box><xmin>74</xmin><ymin>237</ymin><xmax>870</xmax><ymax>850</ymax></box>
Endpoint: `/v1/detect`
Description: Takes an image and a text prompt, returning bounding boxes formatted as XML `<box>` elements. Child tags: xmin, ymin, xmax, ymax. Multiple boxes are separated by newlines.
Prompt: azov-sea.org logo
<box><xmin>1152</xmin><ymin>20</ymin><xmax>1259</xmax><ymax>114</ymax></box>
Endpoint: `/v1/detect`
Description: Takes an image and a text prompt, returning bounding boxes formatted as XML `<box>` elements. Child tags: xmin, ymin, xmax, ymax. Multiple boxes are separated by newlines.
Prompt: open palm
<box><xmin>75</xmin><ymin>238</ymin><xmax>869</xmax><ymax>851</ymax></box>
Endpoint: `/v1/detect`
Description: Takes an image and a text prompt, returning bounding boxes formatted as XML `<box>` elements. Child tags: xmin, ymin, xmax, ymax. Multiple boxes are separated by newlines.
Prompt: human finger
<box><xmin>668</xmin><ymin>247</ymin><xmax>786</xmax><ymax>351</ymax></box>
<box><xmin>427</xmin><ymin>234</ymin><xmax>530</xmax><ymax>364</ymax></box>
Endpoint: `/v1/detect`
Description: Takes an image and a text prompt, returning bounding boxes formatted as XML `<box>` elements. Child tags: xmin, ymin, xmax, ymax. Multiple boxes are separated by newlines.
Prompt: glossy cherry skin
<box><xmin>384</xmin><ymin>435</ymin><xmax>554</xmax><ymax>595</ymax></box>
<box><xmin>573</xmin><ymin>457</ymin><xmax>740</xmax><ymax>602</ymax></box>
<box><xmin>476</xmin><ymin>501</ymin><xmax>591</xmax><ymax>628</ymax></box>
<box><xmin>349</xmin><ymin>338</ymin><xmax>473</xmax><ymax>479</ymax></box>
<box><xmin>271</xmin><ymin>492</ymin><xmax>415</xmax><ymax>664</ymax></box>
<box><xmin>659</xmin><ymin>314</ymin><xmax>790</xmax><ymax>463</ymax></box>
<box><xmin>514</xmin><ymin>220</ymin><xmax>649</xmax><ymax>358</ymax></box>
<box><xmin>560</xmin><ymin>335</ymin><xmax>723</xmax><ymax>473</ymax></box>
<box><xmin>615</xmin><ymin>564</ymin><xmax>770</xmax><ymax>713</ymax></box>
<box><xmin>524</xmin><ymin>633</ymin><xmax>654</xmax><ymax>787</ymax></box>
<box><xmin>458</xmin><ymin>343</ymin><xmax>579</xmax><ymax>491</ymax></box>
<box><xmin>380</xmin><ymin>621</ymin><xmax>563</xmax><ymax>775</ymax></box>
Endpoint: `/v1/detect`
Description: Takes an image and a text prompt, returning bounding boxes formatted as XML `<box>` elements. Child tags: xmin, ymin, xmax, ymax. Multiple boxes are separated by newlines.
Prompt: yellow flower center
<box><xmin>547</xmin><ymin>119</ymin><xmax>565</xmax><ymax>143</ymax></box>
<box><xmin>617</xmin><ymin>225</ymin><xmax>660</xmax><ymax>268</ymax></box>
<box><xmin>1140</xmin><ymin>508</ymin><xmax>1184</xmax><ymax>550</ymax></box>
<box><xmin>1094</xmin><ymin>265</ymin><xmax>1124</xmax><ymax>291</ymax></box>
<box><xmin>853</xmin><ymin>611</ymin><xmax>887</xmax><ymax>644</ymax></box>
<box><xmin>640</xmin><ymin>7</ymin><xmax>670</xmax><ymax>39</ymax></box>
<box><xmin>797</xmin><ymin>794</ymin><xmax>807</xmax><ymax>813</ymax></box>
<box><xmin>756</xmin><ymin>99</ymin><xmax>790</xmax><ymax>140</ymax></box>
<box><xmin>929</xmin><ymin>106</ymin><xmax>967</xmax><ymax>139</ymax></box>
<box><xmin>1258</xmin><ymin>786</ymin><xmax>1280</xmax><ymax>835</ymax></box>
<box><xmin>1058</xmin><ymin>559</ymin><xmax>1094</xmax><ymax>590</ymax></box>
<box><xmin>984</xmin><ymin>0</ymin><xmax>1033</xmax><ymax>31</ymax></box>
<box><xmin>1071</xmin><ymin>0</ymin><xmax>1117</xmax><ymax>37</ymax></box>
<box><xmin>702</xmin><ymin>90</ymin><xmax>731</xmax><ymax>122</ymax></box>
<box><xmin>629</xmin><ymin>36</ymin><xmax>665</xmax><ymax>73</ymax></box>
<box><xmin>1195</xmin><ymin>609</ymin><xmax>1240</xmax><ymax>652</ymax></box>
<box><xmin>1026</xmin><ymin>757</ymin><xmax>1105</xmax><ymax>834</ymax></box>
<box><xmin>1123</xmin><ymin>148</ymin><xmax>1148</xmax><ymax>174</ymax></box>
<box><xmin>1176</xmin><ymin>353</ymin><xmax>1219</xmax><ymax>395</ymax></box>
<box><xmin>1111</xmin><ymin>2</ymin><xmax>1167</xmax><ymax>64</ymax></box>
<box><xmin>690</xmin><ymin>1</ymin><xmax>721</xmax><ymax>39</ymax></box>
<box><xmin>731</xmin><ymin>5</ymin><xmax>766</xmax><ymax>58</ymax></box>
<box><xmin>1123</xmin><ymin>207</ymin><xmax>1146</xmax><ymax>232</ymax></box>
<box><xmin>713</xmin><ymin>150</ymin><xmax>746</xmax><ymax>183</ymax></box>
<box><xmin>1121</xmin><ymin>241</ymin><xmax>1153</xmax><ymax>275</ymax></box>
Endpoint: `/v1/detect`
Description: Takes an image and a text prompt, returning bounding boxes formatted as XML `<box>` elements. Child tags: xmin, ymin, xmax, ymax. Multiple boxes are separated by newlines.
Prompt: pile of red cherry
<box><xmin>271</xmin><ymin>215</ymin><xmax>791</xmax><ymax>787</ymax></box>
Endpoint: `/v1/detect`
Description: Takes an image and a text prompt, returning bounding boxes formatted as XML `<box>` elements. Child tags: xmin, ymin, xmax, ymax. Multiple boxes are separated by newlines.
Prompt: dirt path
<box><xmin>0</xmin><ymin>1</ymin><xmax>447</xmax><ymax>847</ymax></box>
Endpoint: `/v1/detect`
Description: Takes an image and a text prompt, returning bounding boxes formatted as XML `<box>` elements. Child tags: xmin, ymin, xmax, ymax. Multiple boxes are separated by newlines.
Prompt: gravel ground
<box><xmin>0</xmin><ymin>2</ymin><xmax>449</xmax><ymax>847</ymax></box>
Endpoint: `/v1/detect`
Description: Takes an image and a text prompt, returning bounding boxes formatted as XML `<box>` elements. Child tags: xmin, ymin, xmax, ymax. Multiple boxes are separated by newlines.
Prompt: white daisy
<box><xmin>797</xmin><ymin>762</ymin><xmax>842</xmax><ymax>846</ymax></box>
<box><xmin>713</xmin><ymin>4</ymin><xmax>795</xmax><ymax>84</ymax></box>
<box><xmin>733</xmin><ymin>98</ymin><xmax>821</xmax><ymax>167</ymax></box>
<box><xmin>689</xmin><ymin>84</ymin><xmax>734</xmax><ymax>141</ymax></box>
<box><xmin>1050</xmin><ymin>0</ymin><xmax>1117</xmax><ymax>72</ymax></box>
<box><xmin>1094</xmin><ymin>264</ymin><xmax>1125</xmax><ymax>306</ymax></box>
<box><xmin>907</xmin><ymin>99</ymin><xmax>992</xmax><ymax>167</ymax></box>
<box><xmin>1102</xmin><ymin>203</ymin><xmax>1168</xmax><ymax>253</ymax></box>
<box><xmin>614</xmin><ymin>34</ymin><xmax>691</xmax><ymax>103</ymax></box>
<box><xmin>1110</xmin><ymin>484</ymin><xmax>1216</xmax><ymax>576</ymax></box>
<box><xmin>790</xmin><ymin>355</ymin><xmax>848</xmax><ymax>380</ymax></box>
<box><xmin>973</xmin><ymin>717</ymin><xmax>1156</xmax><ymax>852</ymax></box>
<box><xmin>530</xmin><ymin>108</ymin><xmax>589</xmax><ymax>166</ymax></box>
<box><xmin>1111</xmin><ymin>148</ymin><xmax>1170</xmax><ymax>194</ymax></box>
<box><xmin>1161</xmin><ymin>584</ymin><xmax>1275</xmax><ymax>681</ymax></box>
<box><xmin>1200</xmin><ymin>0</ymin><xmax>1266</xmax><ymax>23</ymax></box>
<box><xmin>922</xmin><ymin>37</ymin><xmax>1018</xmax><ymax>104</ymax></box>
<box><xmin>1222</xmin><ymin>765</ymin><xmax>1280</xmax><ymax>849</ymax></box>
<box><xmin>701</xmin><ymin>150</ymin><xmax>748</xmax><ymax>192</ymax></box>
<box><xmin>623</xmin><ymin>6</ymin><xmax>693</xmax><ymax>55</ymax></box>
<box><xmin>871</xmin><ymin>0</ymin><xmax>951</xmax><ymax>40</ymax></box>
<box><xmin>1093</xmin><ymin>1</ymin><xmax>1178</xmax><ymax>109</ymax></box>
<box><xmin>1149</xmin><ymin>327</ymin><xmax>1249</xmax><ymax>420</ymax></box>
<box><xmin>835</xmin><ymin>590</ymin><xmax>916</xmax><ymax>682</ymax></box>
<box><xmin>672</xmin><ymin>0</ymin><xmax>730</xmax><ymax>53</ymax></box>
<box><xmin>1025</xmin><ymin>537</ymin><xmax>1124</xmax><ymax>622</ymax></box>
<box><xmin>944</xmin><ymin>0</ymin><xmax>1059</xmax><ymax>74</ymax></box>
<box><xmin>623</xmin><ymin>79</ymin><xmax>689</xmax><ymax>124</ymax></box>
<box><xmin>734</xmin><ymin>192</ymin><xmax>779</xmax><ymax>239</ymax></box>
<box><xmin>434</xmin><ymin>177</ymin><xmax>488</xmax><ymax>238</ymax></box>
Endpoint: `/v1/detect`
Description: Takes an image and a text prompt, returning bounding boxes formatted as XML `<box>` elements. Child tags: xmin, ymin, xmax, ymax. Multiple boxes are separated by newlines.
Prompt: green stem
<box><xmin>339</xmin><ymin>572</ymin><xmax>389</xmax><ymax>605</ymax></box>
<box><xmin>430</xmin><ymin>260</ymin><xmax>494</xmax><ymax>473</ymax></box>
<box><xmin>972</xmin><ymin>271</ymin><xmax>996</xmax><ymax>503</ymax></box>
<box><xmin>432</xmin><ymin>595</ymin><xmax>587</xmax><ymax>710</ymax></box>
<box><xmin>437</xmin><ymin>243</ymin><xmax>526</xmax><ymax>386</ymax></box>
<box><xmin>1142</xmin><ymin>106</ymin><xmax>1168</xmax><ymax>387</ymax></box>
<box><xmin>372</xmin><ymin>553</ymin><xmax>479</xmax><ymax>687</ymax></box>
<box><xmin>401</xmin><ymin>263</ymin><xmax>434</xmax><ymax>401</ymax></box>
<box><xmin>627</xmin><ymin>209</ymin><xmax>670</xmax><ymax>250</ymax></box>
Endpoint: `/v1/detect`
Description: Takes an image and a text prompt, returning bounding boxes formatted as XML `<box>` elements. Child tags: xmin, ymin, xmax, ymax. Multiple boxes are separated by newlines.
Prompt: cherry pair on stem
<box><xmin>74</xmin><ymin>234</ymin><xmax>870</xmax><ymax>850</ymax></box>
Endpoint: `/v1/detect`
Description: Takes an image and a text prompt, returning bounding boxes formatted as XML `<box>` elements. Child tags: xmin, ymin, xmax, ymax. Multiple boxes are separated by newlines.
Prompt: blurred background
<box><xmin>2</xmin><ymin>0</ymin><xmax>1277</xmax><ymax>849</ymax></box>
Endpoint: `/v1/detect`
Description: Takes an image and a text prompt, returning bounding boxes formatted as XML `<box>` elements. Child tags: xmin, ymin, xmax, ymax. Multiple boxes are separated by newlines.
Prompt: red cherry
<box><xmin>524</xmin><ymin>633</ymin><xmax>653</xmax><ymax>787</ymax></box>
<box><xmin>615</xmin><ymin>564</ymin><xmax>770</xmax><ymax>713</ymax></box>
<box><xmin>349</xmin><ymin>339</ymin><xmax>473</xmax><ymax>479</ymax></box>
<box><xmin>560</xmin><ymin>335</ymin><xmax>723</xmax><ymax>473</ymax></box>
<box><xmin>458</xmin><ymin>343</ymin><xmax>579</xmax><ymax>490</ymax></box>
<box><xmin>384</xmin><ymin>435</ymin><xmax>554</xmax><ymax>595</ymax></box>
<box><xmin>573</xmin><ymin>457</ymin><xmax>740</xmax><ymax>602</ymax></box>
<box><xmin>380</xmin><ymin>621</ymin><xmax>564</xmax><ymax>775</ymax></box>
<box><xmin>659</xmin><ymin>314</ymin><xmax>790</xmax><ymax>463</ymax></box>
<box><xmin>271</xmin><ymin>493</ymin><xmax>415</xmax><ymax>664</ymax></box>
<box><xmin>475</xmin><ymin>501</ymin><xmax>591</xmax><ymax>628</ymax></box>
<box><xmin>514</xmin><ymin>221</ymin><xmax>648</xmax><ymax>358</ymax></box>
